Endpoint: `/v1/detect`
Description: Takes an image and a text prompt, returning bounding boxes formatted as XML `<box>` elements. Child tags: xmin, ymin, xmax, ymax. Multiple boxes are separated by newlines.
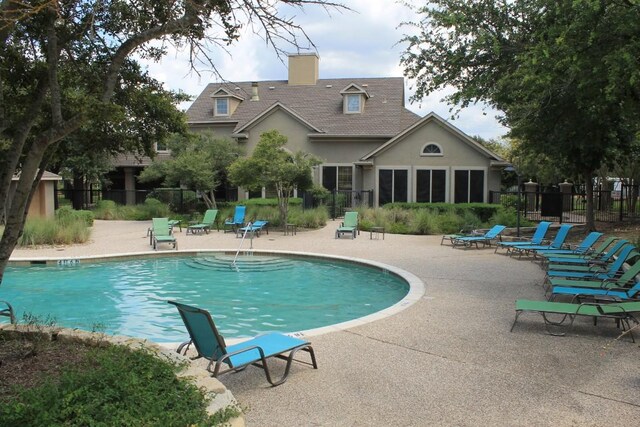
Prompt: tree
<box><xmin>227</xmin><ymin>130</ymin><xmax>320</xmax><ymax>226</ymax></box>
<box><xmin>0</xmin><ymin>0</ymin><xmax>345</xmax><ymax>286</ymax></box>
<box><xmin>400</xmin><ymin>0</ymin><xmax>640</xmax><ymax>230</ymax></box>
<box><xmin>139</xmin><ymin>131</ymin><xmax>242</xmax><ymax>208</ymax></box>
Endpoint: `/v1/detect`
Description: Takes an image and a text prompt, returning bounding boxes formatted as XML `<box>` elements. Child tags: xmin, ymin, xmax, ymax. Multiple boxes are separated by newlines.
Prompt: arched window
<box><xmin>421</xmin><ymin>143</ymin><xmax>443</xmax><ymax>156</ymax></box>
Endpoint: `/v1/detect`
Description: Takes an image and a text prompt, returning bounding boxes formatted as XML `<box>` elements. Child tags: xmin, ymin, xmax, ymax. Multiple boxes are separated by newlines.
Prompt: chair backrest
<box><xmin>252</xmin><ymin>220</ymin><xmax>268</xmax><ymax>228</ymax></box>
<box><xmin>601</xmin><ymin>239</ymin><xmax>630</xmax><ymax>261</ymax></box>
<box><xmin>591</xmin><ymin>236</ymin><xmax>618</xmax><ymax>256</ymax></box>
<box><xmin>530</xmin><ymin>221</ymin><xmax>552</xmax><ymax>244</ymax></box>
<box><xmin>202</xmin><ymin>209</ymin><xmax>218</xmax><ymax>225</ymax></box>
<box><xmin>168</xmin><ymin>301</ymin><xmax>227</xmax><ymax>361</ymax></box>
<box><xmin>343</xmin><ymin>211</ymin><xmax>358</xmax><ymax>228</ymax></box>
<box><xmin>574</xmin><ymin>232</ymin><xmax>603</xmax><ymax>253</ymax></box>
<box><xmin>485</xmin><ymin>224</ymin><xmax>506</xmax><ymax>238</ymax></box>
<box><xmin>549</xmin><ymin>224</ymin><xmax>573</xmax><ymax>248</ymax></box>
<box><xmin>152</xmin><ymin>218</ymin><xmax>171</xmax><ymax>237</ymax></box>
<box><xmin>607</xmin><ymin>246</ymin><xmax>638</xmax><ymax>275</ymax></box>
<box><xmin>233</xmin><ymin>206</ymin><xmax>246</xmax><ymax>224</ymax></box>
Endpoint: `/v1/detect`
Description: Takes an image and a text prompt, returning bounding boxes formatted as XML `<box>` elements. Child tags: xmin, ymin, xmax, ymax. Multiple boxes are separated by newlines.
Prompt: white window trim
<box><xmin>420</xmin><ymin>142</ymin><xmax>444</xmax><ymax>157</ymax></box>
<box><xmin>214</xmin><ymin>98</ymin><xmax>229</xmax><ymax>116</ymax></box>
<box><xmin>413</xmin><ymin>167</ymin><xmax>449</xmax><ymax>203</ymax></box>
<box><xmin>320</xmin><ymin>164</ymin><xmax>354</xmax><ymax>191</ymax></box>
<box><xmin>451</xmin><ymin>166</ymin><xmax>488</xmax><ymax>203</ymax></box>
<box><xmin>375</xmin><ymin>166</ymin><xmax>411</xmax><ymax>207</ymax></box>
<box><xmin>154</xmin><ymin>142</ymin><xmax>170</xmax><ymax>154</ymax></box>
<box><xmin>344</xmin><ymin>94</ymin><xmax>362</xmax><ymax>114</ymax></box>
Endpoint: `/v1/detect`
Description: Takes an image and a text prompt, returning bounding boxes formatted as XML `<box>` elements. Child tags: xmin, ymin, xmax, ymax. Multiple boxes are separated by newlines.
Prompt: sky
<box><xmin>140</xmin><ymin>1</ymin><xmax>509</xmax><ymax>141</ymax></box>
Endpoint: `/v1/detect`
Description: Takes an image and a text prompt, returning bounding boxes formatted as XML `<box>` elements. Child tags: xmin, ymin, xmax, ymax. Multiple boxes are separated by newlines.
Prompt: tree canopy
<box><xmin>228</xmin><ymin>130</ymin><xmax>320</xmax><ymax>225</ymax></box>
<box><xmin>0</xmin><ymin>0</ymin><xmax>344</xmax><ymax>285</ymax></box>
<box><xmin>401</xmin><ymin>0</ymin><xmax>640</xmax><ymax>229</ymax></box>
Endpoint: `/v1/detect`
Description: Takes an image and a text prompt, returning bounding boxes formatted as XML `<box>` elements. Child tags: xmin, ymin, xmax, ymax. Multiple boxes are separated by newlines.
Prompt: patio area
<box><xmin>10</xmin><ymin>220</ymin><xmax>640</xmax><ymax>426</ymax></box>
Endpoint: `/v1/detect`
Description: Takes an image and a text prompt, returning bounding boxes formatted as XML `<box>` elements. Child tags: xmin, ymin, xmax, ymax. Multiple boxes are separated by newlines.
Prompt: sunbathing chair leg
<box><xmin>510</xmin><ymin>311</ymin><xmax>522</xmax><ymax>332</ymax></box>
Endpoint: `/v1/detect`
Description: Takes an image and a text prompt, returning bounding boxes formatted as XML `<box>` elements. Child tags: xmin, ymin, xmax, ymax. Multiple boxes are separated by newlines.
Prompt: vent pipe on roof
<box><xmin>251</xmin><ymin>82</ymin><xmax>259</xmax><ymax>101</ymax></box>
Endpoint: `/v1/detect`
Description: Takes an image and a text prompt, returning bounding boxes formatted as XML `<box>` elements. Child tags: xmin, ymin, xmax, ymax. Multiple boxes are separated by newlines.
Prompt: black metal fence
<box><xmin>301</xmin><ymin>189</ymin><xmax>374</xmax><ymax>219</ymax></box>
<box><xmin>489</xmin><ymin>185</ymin><xmax>640</xmax><ymax>223</ymax></box>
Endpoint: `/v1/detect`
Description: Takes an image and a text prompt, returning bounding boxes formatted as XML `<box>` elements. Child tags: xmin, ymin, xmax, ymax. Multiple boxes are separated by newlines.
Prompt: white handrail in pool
<box><xmin>232</xmin><ymin>221</ymin><xmax>253</xmax><ymax>268</ymax></box>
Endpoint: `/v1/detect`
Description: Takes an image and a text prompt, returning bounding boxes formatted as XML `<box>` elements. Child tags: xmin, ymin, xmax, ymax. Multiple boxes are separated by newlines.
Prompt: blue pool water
<box><xmin>1</xmin><ymin>255</ymin><xmax>409</xmax><ymax>342</ymax></box>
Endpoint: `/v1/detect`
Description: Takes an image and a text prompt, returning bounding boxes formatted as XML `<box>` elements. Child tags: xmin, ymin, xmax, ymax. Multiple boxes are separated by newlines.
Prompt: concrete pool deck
<box><xmin>10</xmin><ymin>220</ymin><xmax>640</xmax><ymax>426</ymax></box>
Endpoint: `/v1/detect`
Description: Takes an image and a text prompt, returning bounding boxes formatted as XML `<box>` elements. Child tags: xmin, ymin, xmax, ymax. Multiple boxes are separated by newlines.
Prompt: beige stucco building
<box><xmin>184</xmin><ymin>54</ymin><xmax>507</xmax><ymax>206</ymax></box>
<box><xmin>10</xmin><ymin>171</ymin><xmax>62</xmax><ymax>219</ymax></box>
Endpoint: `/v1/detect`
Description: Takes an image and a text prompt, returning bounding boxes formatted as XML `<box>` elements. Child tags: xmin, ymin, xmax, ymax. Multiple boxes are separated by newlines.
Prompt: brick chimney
<box><xmin>288</xmin><ymin>53</ymin><xmax>319</xmax><ymax>86</ymax></box>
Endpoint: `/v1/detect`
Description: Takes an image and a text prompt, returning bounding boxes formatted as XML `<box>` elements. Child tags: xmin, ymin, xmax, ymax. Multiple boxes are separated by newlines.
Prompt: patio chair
<box><xmin>494</xmin><ymin>221</ymin><xmax>552</xmax><ymax>253</ymax></box>
<box><xmin>223</xmin><ymin>205</ymin><xmax>246</xmax><ymax>233</ymax></box>
<box><xmin>506</xmin><ymin>224</ymin><xmax>573</xmax><ymax>257</ymax></box>
<box><xmin>335</xmin><ymin>212</ymin><xmax>359</xmax><ymax>239</ymax></box>
<box><xmin>545</xmin><ymin>240</ymin><xmax>631</xmax><ymax>272</ymax></box>
<box><xmin>186</xmin><ymin>209</ymin><xmax>218</xmax><ymax>235</ymax></box>
<box><xmin>542</xmin><ymin>237</ymin><xmax>622</xmax><ymax>266</ymax></box>
<box><xmin>151</xmin><ymin>217</ymin><xmax>177</xmax><ymax>250</ymax></box>
<box><xmin>440</xmin><ymin>225</ymin><xmax>481</xmax><ymax>246</ymax></box>
<box><xmin>451</xmin><ymin>224</ymin><xmax>506</xmax><ymax>249</ymax></box>
<box><xmin>168</xmin><ymin>300</ymin><xmax>318</xmax><ymax>386</ymax></box>
<box><xmin>532</xmin><ymin>231</ymin><xmax>603</xmax><ymax>258</ymax></box>
<box><xmin>545</xmin><ymin>245</ymin><xmax>637</xmax><ymax>281</ymax></box>
<box><xmin>236</xmin><ymin>220</ymin><xmax>269</xmax><ymax>238</ymax></box>
<box><xmin>548</xmin><ymin>259</ymin><xmax>640</xmax><ymax>298</ymax></box>
<box><xmin>510</xmin><ymin>299</ymin><xmax>640</xmax><ymax>340</ymax></box>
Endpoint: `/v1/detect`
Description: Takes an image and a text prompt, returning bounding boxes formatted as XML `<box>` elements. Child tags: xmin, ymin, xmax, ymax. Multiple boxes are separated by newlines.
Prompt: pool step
<box><xmin>184</xmin><ymin>256</ymin><xmax>295</xmax><ymax>272</ymax></box>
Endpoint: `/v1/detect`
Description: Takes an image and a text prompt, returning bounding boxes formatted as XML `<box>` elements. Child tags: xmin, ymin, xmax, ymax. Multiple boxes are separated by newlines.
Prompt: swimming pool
<box><xmin>2</xmin><ymin>252</ymin><xmax>417</xmax><ymax>342</ymax></box>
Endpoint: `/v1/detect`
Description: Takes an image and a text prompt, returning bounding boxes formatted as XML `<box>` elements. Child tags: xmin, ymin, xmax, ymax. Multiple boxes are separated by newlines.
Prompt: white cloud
<box><xmin>138</xmin><ymin>1</ymin><xmax>509</xmax><ymax>140</ymax></box>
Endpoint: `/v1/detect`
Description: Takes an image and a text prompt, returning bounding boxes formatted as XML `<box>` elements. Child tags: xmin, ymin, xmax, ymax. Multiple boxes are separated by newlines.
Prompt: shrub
<box><xmin>55</xmin><ymin>206</ymin><xmax>94</xmax><ymax>226</ymax></box>
<box><xmin>409</xmin><ymin>209</ymin><xmax>440</xmax><ymax>235</ymax></box>
<box><xmin>18</xmin><ymin>211</ymin><xmax>91</xmax><ymax>246</ymax></box>
<box><xmin>488</xmin><ymin>207</ymin><xmax>534</xmax><ymax>228</ymax></box>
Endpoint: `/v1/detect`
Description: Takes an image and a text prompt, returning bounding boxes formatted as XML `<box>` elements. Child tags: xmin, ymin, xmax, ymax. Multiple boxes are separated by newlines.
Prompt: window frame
<box><xmin>414</xmin><ymin>167</ymin><xmax>448</xmax><ymax>203</ymax></box>
<box><xmin>451</xmin><ymin>167</ymin><xmax>487</xmax><ymax>203</ymax></box>
<box><xmin>376</xmin><ymin>166</ymin><xmax>410</xmax><ymax>206</ymax></box>
<box><xmin>344</xmin><ymin>94</ymin><xmax>362</xmax><ymax>114</ymax></box>
<box><xmin>214</xmin><ymin>97</ymin><xmax>229</xmax><ymax>116</ymax></box>
<box><xmin>420</xmin><ymin>142</ymin><xmax>443</xmax><ymax>157</ymax></box>
<box><xmin>321</xmin><ymin>164</ymin><xmax>354</xmax><ymax>191</ymax></box>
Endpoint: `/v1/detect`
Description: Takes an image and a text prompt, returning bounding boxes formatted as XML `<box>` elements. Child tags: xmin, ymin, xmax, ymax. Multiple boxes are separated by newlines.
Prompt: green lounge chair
<box><xmin>494</xmin><ymin>221</ymin><xmax>552</xmax><ymax>253</ymax></box>
<box><xmin>550</xmin><ymin>279</ymin><xmax>640</xmax><ymax>302</ymax></box>
<box><xmin>151</xmin><ymin>217</ymin><xmax>177</xmax><ymax>250</ymax></box>
<box><xmin>451</xmin><ymin>224</ymin><xmax>506</xmax><ymax>248</ymax></box>
<box><xmin>168</xmin><ymin>300</ymin><xmax>318</xmax><ymax>386</ymax></box>
<box><xmin>335</xmin><ymin>212</ymin><xmax>359</xmax><ymax>239</ymax></box>
<box><xmin>511</xmin><ymin>299</ymin><xmax>640</xmax><ymax>340</ymax></box>
<box><xmin>545</xmin><ymin>242</ymin><xmax>633</xmax><ymax>272</ymax></box>
<box><xmin>186</xmin><ymin>209</ymin><xmax>218</xmax><ymax>235</ymax></box>
<box><xmin>224</xmin><ymin>205</ymin><xmax>246</xmax><ymax>233</ymax></box>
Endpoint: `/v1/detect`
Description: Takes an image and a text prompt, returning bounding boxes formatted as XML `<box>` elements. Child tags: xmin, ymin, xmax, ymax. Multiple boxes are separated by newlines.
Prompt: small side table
<box><xmin>284</xmin><ymin>223</ymin><xmax>297</xmax><ymax>236</ymax></box>
<box><xmin>370</xmin><ymin>226</ymin><xmax>385</xmax><ymax>240</ymax></box>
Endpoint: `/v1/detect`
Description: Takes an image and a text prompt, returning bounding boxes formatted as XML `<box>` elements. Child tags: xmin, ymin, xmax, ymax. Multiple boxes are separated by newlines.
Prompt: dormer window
<box><xmin>215</xmin><ymin>98</ymin><xmax>229</xmax><ymax>116</ymax></box>
<box><xmin>340</xmin><ymin>83</ymin><xmax>369</xmax><ymax>115</ymax></box>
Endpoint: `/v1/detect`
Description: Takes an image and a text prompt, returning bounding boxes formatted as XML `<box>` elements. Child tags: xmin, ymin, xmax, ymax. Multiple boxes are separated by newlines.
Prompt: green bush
<box><xmin>488</xmin><ymin>207</ymin><xmax>534</xmax><ymax>228</ymax></box>
<box><xmin>93</xmin><ymin>199</ymin><xmax>174</xmax><ymax>221</ymax></box>
<box><xmin>0</xmin><ymin>344</ymin><xmax>240</xmax><ymax>426</ymax></box>
<box><xmin>55</xmin><ymin>206</ymin><xmax>94</xmax><ymax>226</ymax></box>
<box><xmin>19</xmin><ymin>211</ymin><xmax>91</xmax><ymax>246</ymax></box>
<box><xmin>383</xmin><ymin>202</ymin><xmax>500</xmax><ymax>222</ymax></box>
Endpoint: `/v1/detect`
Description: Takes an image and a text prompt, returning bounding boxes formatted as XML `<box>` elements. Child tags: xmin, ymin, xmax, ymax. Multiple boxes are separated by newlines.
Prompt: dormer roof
<box><xmin>209</xmin><ymin>87</ymin><xmax>244</xmax><ymax>101</ymax></box>
<box><xmin>339</xmin><ymin>83</ymin><xmax>370</xmax><ymax>98</ymax></box>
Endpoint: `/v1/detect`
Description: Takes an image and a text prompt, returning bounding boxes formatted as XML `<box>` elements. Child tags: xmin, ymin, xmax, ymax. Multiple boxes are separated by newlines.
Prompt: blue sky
<box><xmin>140</xmin><ymin>1</ymin><xmax>508</xmax><ymax>141</ymax></box>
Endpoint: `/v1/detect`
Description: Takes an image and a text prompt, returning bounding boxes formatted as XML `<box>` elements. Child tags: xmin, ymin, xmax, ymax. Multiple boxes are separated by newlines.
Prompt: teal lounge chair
<box><xmin>236</xmin><ymin>220</ymin><xmax>269</xmax><ymax>238</ymax></box>
<box><xmin>451</xmin><ymin>224</ymin><xmax>506</xmax><ymax>248</ymax></box>
<box><xmin>545</xmin><ymin>241</ymin><xmax>632</xmax><ymax>272</ymax></box>
<box><xmin>511</xmin><ymin>299</ymin><xmax>640</xmax><ymax>340</ymax></box>
<box><xmin>224</xmin><ymin>205</ymin><xmax>246</xmax><ymax>233</ymax></box>
<box><xmin>336</xmin><ymin>212</ymin><xmax>359</xmax><ymax>239</ymax></box>
<box><xmin>545</xmin><ymin>245</ymin><xmax>637</xmax><ymax>280</ymax></box>
<box><xmin>187</xmin><ymin>209</ymin><xmax>218</xmax><ymax>235</ymax></box>
<box><xmin>151</xmin><ymin>218</ymin><xmax>177</xmax><ymax>250</ymax></box>
<box><xmin>549</xmin><ymin>260</ymin><xmax>640</xmax><ymax>295</ymax></box>
<box><xmin>441</xmin><ymin>225</ymin><xmax>481</xmax><ymax>246</ymax></box>
<box><xmin>168</xmin><ymin>301</ymin><xmax>318</xmax><ymax>386</ymax></box>
<box><xmin>507</xmin><ymin>224</ymin><xmax>573</xmax><ymax>257</ymax></box>
<box><xmin>494</xmin><ymin>221</ymin><xmax>552</xmax><ymax>253</ymax></box>
<box><xmin>543</xmin><ymin>237</ymin><xmax>622</xmax><ymax>266</ymax></box>
<box><xmin>532</xmin><ymin>231</ymin><xmax>603</xmax><ymax>258</ymax></box>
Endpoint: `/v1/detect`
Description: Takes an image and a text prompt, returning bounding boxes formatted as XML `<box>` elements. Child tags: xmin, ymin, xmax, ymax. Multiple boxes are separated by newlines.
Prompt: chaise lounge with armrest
<box><xmin>223</xmin><ymin>205</ymin><xmax>246</xmax><ymax>234</ymax></box>
<box><xmin>168</xmin><ymin>300</ymin><xmax>318</xmax><ymax>386</ymax></box>
<box><xmin>236</xmin><ymin>220</ymin><xmax>269</xmax><ymax>238</ymax></box>
<box><xmin>451</xmin><ymin>224</ymin><xmax>506</xmax><ymax>249</ymax></box>
<box><xmin>186</xmin><ymin>209</ymin><xmax>218</xmax><ymax>235</ymax></box>
<box><xmin>151</xmin><ymin>217</ymin><xmax>177</xmax><ymax>250</ymax></box>
<box><xmin>506</xmin><ymin>224</ymin><xmax>573</xmax><ymax>257</ymax></box>
<box><xmin>335</xmin><ymin>211</ymin><xmax>359</xmax><ymax>239</ymax></box>
<box><xmin>494</xmin><ymin>221</ymin><xmax>552</xmax><ymax>253</ymax></box>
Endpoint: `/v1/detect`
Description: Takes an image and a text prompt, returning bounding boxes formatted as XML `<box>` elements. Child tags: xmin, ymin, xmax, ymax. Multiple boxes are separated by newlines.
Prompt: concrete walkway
<box><xmin>10</xmin><ymin>220</ymin><xmax>640</xmax><ymax>426</ymax></box>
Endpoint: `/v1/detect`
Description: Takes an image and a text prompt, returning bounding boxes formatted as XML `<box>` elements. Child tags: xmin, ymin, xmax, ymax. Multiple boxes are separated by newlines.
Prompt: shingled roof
<box><xmin>186</xmin><ymin>77</ymin><xmax>421</xmax><ymax>137</ymax></box>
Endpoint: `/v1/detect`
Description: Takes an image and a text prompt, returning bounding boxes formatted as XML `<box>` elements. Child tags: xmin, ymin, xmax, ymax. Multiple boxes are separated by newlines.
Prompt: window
<box><xmin>322</xmin><ymin>166</ymin><xmax>353</xmax><ymax>191</ymax></box>
<box><xmin>421</xmin><ymin>143</ymin><xmax>443</xmax><ymax>156</ymax></box>
<box><xmin>454</xmin><ymin>170</ymin><xmax>485</xmax><ymax>203</ymax></box>
<box><xmin>345</xmin><ymin>94</ymin><xmax>361</xmax><ymax>113</ymax></box>
<box><xmin>155</xmin><ymin>141</ymin><xmax>169</xmax><ymax>153</ymax></box>
<box><xmin>215</xmin><ymin>98</ymin><xmax>229</xmax><ymax>116</ymax></box>
<box><xmin>416</xmin><ymin>169</ymin><xmax>446</xmax><ymax>203</ymax></box>
<box><xmin>378</xmin><ymin>169</ymin><xmax>408</xmax><ymax>205</ymax></box>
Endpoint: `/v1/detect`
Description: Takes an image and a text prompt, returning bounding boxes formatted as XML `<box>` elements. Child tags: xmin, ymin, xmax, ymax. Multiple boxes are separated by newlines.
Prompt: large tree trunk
<box><xmin>72</xmin><ymin>174</ymin><xmax>85</xmax><ymax>210</ymax></box>
<box><xmin>584</xmin><ymin>170</ymin><xmax>596</xmax><ymax>231</ymax></box>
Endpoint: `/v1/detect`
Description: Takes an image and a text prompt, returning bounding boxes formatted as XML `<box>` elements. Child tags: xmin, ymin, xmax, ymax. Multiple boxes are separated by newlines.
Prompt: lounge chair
<box><xmin>168</xmin><ymin>300</ymin><xmax>318</xmax><ymax>386</ymax></box>
<box><xmin>224</xmin><ymin>205</ymin><xmax>246</xmax><ymax>233</ymax></box>
<box><xmin>549</xmin><ymin>260</ymin><xmax>640</xmax><ymax>298</ymax></box>
<box><xmin>236</xmin><ymin>220</ymin><xmax>269</xmax><ymax>238</ymax></box>
<box><xmin>451</xmin><ymin>224</ymin><xmax>506</xmax><ymax>248</ymax></box>
<box><xmin>151</xmin><ymin>217</ymin><xmax>177</xmax><ymax>250</ymax></box>
<box><xmin>545</xmin><ymin>241</ymin><xmax>631</xmax><ymax>272</ymax></box>
<box><xmin>494</xmin><ymin>221</ymin><xmax>552</xmax><ymax>253</ymax></box>
<box><xmin>545</xmin><ymin>245</ymin><xmax>637</xmax><ymax>280</ymax></box>
<box><xmin>506</xmin><ymin>224</ymin><xmax>573</xmax><ymax>257</ymax></box>
<box><xmin>511</xmin><ymin>299</ymin><xmax>640</xmax><ymax>339</ymax></box>
<box><xmin>187</xmin><ymin>209</ymin><xmax>218</xmax><ymax>235</ymax></box>
<box><xmin>532</xmin><ymin>231</ymin><xmax>603</xmax><ymax>258</ymax></box>
<box><xmin>335</xmin><ymin>212</ymin><xmax>359</xmax><ymax>239</ymax></box>
<box><xmin>542</xmin><ymin>237</ymin><xmax>622</xmax><ymax>266</ymax></box>
<box><xmin>441</xmin><ymin>225</ymin><xmax>481</xmax><ymax>246</ymax></box>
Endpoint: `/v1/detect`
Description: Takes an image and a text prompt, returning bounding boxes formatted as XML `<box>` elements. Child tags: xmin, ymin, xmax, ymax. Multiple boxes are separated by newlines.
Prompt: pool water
<box><xmin>1</xmin><ymin>255</ymin><xmax>409</xmax><ymax>342</ymax></box>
